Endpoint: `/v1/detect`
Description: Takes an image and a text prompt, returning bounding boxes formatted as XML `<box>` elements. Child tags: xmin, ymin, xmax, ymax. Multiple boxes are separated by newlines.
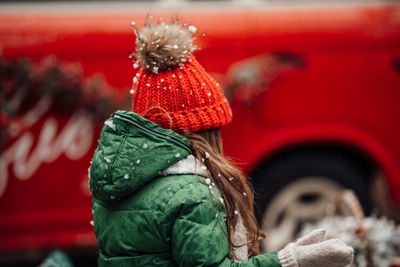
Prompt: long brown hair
<box><xmin>181</xmin><ymin>128</ymin><xmax>265</xmax><ymax>257</ymax></box>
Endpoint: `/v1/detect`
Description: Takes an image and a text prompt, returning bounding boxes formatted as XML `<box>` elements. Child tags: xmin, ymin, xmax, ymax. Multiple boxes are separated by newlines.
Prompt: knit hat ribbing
<box><xmin>130</xmin><ymin>20</ymin><xmax>232</xmax><ymax>133</ymax></box>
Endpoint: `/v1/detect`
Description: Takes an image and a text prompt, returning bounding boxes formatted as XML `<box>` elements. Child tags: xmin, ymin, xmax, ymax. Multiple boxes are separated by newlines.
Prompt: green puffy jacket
<box><xmin>89</xmin><ymin>110</ymin><xmax>281</xmax><ymax>267</ymax></box>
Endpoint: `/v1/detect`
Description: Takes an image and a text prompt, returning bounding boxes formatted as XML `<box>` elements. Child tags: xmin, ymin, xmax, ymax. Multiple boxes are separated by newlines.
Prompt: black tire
<box><xmin>252</xmin><ymin>148</ymin><xmax>372</xmax><ymax>250</ymax></box>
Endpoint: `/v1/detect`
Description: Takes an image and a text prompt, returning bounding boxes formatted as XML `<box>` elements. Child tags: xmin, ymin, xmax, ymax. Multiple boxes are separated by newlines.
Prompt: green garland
<box><xmin>0</xmin><ymin>56</ymin><xmax>128</xmax><ymax>150</ymax></box>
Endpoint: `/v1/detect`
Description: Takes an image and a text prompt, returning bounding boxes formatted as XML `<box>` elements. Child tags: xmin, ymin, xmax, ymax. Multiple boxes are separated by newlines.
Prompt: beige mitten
<box><xmin>278</xmin><ymin>229</ymin><xmax>354</xmax><ymax>267</ymax></box>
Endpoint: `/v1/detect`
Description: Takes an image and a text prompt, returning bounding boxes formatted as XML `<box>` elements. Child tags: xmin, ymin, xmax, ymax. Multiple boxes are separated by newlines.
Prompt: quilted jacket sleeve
<box><xmin>161</xmin><ymin>182</ymin><xmax>282</xmax><ymax>267</ymax></box>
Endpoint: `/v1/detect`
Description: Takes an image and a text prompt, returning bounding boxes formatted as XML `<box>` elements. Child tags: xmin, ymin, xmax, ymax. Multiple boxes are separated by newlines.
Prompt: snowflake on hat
<box><xmin>129</xmin><ymin>18</ymin><xmax>232</xmax><ymax>133</ymax></box>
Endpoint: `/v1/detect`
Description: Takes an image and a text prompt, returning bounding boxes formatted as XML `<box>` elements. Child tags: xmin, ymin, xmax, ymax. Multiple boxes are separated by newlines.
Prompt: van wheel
<box><xmin>252</xmin><ymin>150</ymin><xmax>372</xmax><ymax>251</ymax></box>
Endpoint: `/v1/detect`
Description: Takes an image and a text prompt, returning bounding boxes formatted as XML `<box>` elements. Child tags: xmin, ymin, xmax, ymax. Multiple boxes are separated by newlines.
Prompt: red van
<box><xmin>0</xmin><ymin>0</ymin><xmax>399</xmax><ymax>264</ymax></box>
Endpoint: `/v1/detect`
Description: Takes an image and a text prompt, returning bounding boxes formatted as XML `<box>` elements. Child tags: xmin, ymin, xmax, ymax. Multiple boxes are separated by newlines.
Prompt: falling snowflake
<box><xmin>124</xmin><ymin>174</ymin><xmax>129</xmax><ymax>180</ymax></box>
<box><xmin>188</xmin><ymin>25</ymin><xmax>197</xmax><ymax>33</ymax></box>
<box><xmin>104</xmin><ymin>157</ymin><xmax>111</xmax><ymax>163</ymax></box>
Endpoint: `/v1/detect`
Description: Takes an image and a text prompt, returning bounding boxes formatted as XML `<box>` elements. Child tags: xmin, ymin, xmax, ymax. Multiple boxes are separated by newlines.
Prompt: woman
<box><xmin>89</xmin><ymin>19</ymin><xmax>354</xmax><ymax>267</ymax></box>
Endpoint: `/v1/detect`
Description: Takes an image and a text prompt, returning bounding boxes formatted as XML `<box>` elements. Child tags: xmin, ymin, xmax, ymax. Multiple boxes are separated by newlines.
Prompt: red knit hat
<box><xmin>130</xmin><ymin>20</ymin><xmax>232</xmax><ymax>133</ymax></box>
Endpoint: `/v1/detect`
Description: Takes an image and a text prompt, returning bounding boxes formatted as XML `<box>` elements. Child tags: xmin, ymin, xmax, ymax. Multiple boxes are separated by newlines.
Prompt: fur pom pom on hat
<box><xmin>130</xmin><ymin>20</ymin><xmax>232</xmax><ymax>133</ymax></box>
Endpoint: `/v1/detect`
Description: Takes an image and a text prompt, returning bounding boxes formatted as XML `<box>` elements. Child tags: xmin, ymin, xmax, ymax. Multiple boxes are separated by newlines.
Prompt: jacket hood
<box><xmin>89</xmin><ymin>110</ymin><xmax>192</xmax><ymax>202</ymax></box>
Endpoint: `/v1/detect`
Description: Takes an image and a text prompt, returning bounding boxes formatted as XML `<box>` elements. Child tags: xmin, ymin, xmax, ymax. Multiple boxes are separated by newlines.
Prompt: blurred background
<box><xmin>0</xmin><ymin>0</ymin><xmax>400</xmax><ymax>266</ymax></box>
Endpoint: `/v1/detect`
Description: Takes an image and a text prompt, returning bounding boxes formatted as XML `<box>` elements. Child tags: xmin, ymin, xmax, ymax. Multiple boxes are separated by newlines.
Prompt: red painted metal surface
<box><xmin>0</xmin><ymin>2</ymin><xmax>399</xmax><ymax>252</ymax></box>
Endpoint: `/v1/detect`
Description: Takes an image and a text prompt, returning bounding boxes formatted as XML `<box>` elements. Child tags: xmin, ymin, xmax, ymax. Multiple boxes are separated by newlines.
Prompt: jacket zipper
<box><xmin>112</xmin><ymin>113</ymin><xmax>191</xmax><ymax>153</ymax></box>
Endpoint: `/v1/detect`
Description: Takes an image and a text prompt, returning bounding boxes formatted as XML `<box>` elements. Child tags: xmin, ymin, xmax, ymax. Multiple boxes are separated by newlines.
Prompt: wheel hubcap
<box><xmin>261</xmin><ymin>176</ymin><xmax>341</xmax><ymax>251</ymax></box>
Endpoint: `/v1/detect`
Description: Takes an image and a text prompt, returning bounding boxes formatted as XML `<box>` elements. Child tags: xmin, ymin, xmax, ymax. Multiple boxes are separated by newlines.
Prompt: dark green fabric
<box><xmin>90</xmin><ymin>111</ymin><xmax>281</xmax><ymax>267</ymax></box>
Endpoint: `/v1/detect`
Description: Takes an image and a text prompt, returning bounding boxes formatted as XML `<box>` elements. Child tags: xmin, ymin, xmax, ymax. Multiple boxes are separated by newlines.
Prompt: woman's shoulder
<box><xmin>138</xmin><ymin>154</ymin><xmax>213</xmax><ymax>206</ymax></box>
<box><xmin>154</xmin><ymin>174</ymin><xmax>225</xmax><ymax>225</ymax></box>
<box><xmin>112</xmin><ymin>173</ymin><xmax>212</xmax><ymax>210</ymax></box>
<box><xmin>143</xmin><ymin>173</ymin><xmax>213</xmax><ymax>204</ymax></box>
<box><xmin>141</xmin><ymin>173</ymin><xmax>223</xmax><ymax>219</ymax></box>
